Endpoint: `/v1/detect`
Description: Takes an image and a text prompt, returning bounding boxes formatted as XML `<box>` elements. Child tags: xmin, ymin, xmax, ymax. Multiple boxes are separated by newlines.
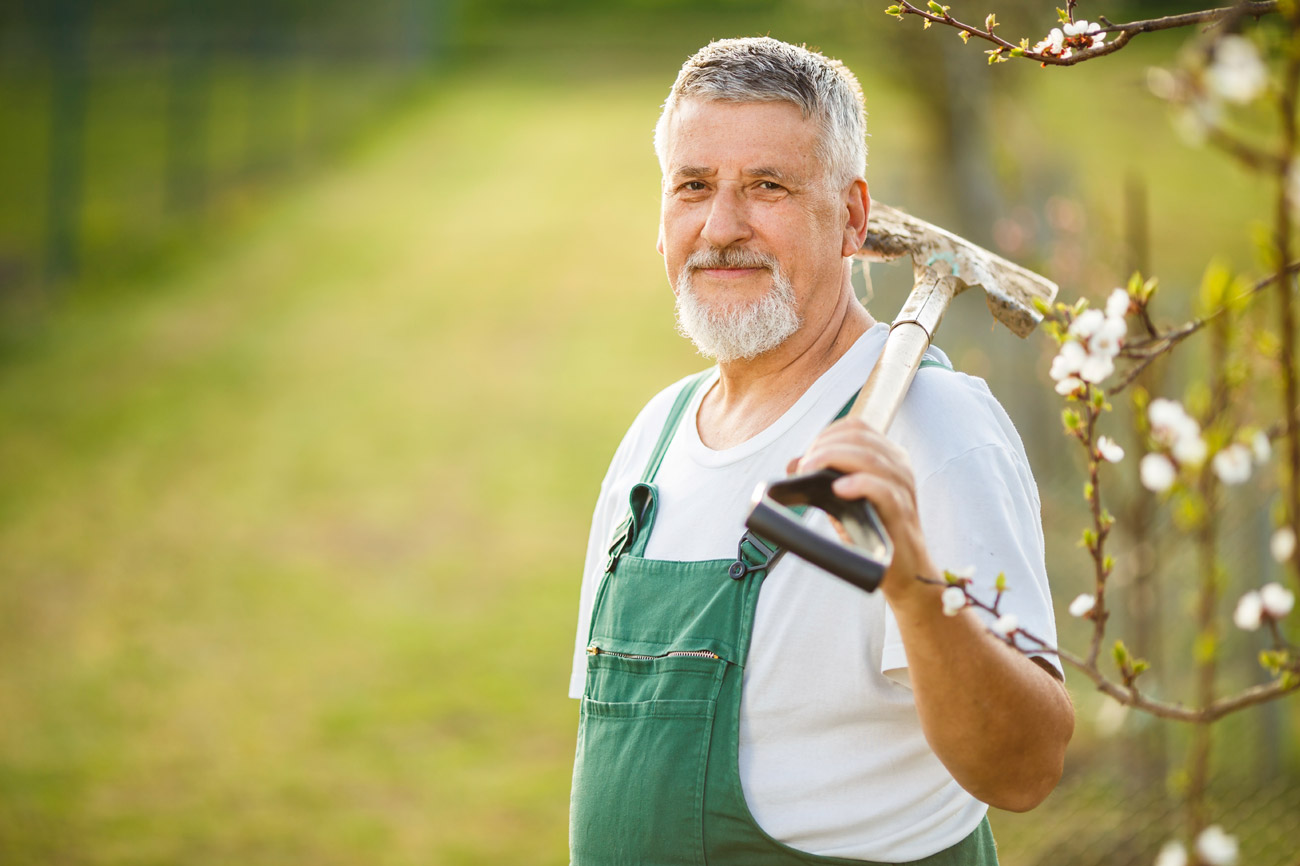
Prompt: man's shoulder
<box><xmin>894</xmin><ymin>352</ymin><xmax>1030</xmax><ymax>477</ymax></box>
<box><xmin>602</xmin><ymin>367</ymin><xmax>716</xmax><ymax>479</ymax></box>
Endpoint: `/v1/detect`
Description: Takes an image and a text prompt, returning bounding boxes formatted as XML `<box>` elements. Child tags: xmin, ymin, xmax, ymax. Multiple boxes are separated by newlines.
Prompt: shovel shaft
<box><xmin>852</xmin><ymin>265</ymin><xmax>962</xmax><ymax>433</ymax></box>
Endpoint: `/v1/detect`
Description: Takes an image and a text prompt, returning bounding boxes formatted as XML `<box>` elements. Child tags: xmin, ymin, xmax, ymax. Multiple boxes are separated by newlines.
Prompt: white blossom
<box><xmin>1270</xmin><ymin>526</ymin><xmax>1296</xmax><ymax>563</ymax></box>
<box><xmin>1260</xmin><ymin>582</ymin><xmax>1295</xmax><ymax>619</ymax></box>
<box><xmin>1195</xmin><ymin>825</ymin><xmax>1239</xmax><ymax>866</ymax></box>
<box><xmin>1149</xmin><ymin>399</ymin><xmax>1206</xmax><ymax>467</ymax></box>
<box><xmin>1084</xmin><ymin>21</ymin><xmax>1105</xmax><ymax>49</ymax></box>
<box><xmin>1153</xmin><ymin>841</ymin><xmax>1188</xmax><ymax>866</ymax></box>
<box><xmin>1033</xmin><ymin>27</ymin><xmax>1066</xmax><ymax>55</ymax></box>
<box><xmin>1234</xmin><ymin>590</ymin><xmax>1264</xmax><ymax>631</ymax></box>
<box><xmin>1148</xmin><ymin>397</ymin><xmax>1190</xmax><ymax>434</ymax></box>
<box><xmin>949</xmin><ymin>564</ymin><xmax>976</xmax><ymax>581</ymax></box>
<box><xmin>1079</xmin><ymin>351</ymin><xmax>1115</xmax><ymax>384</ymax></box>
<box><xmin>1069</xmin><ymin>593</ymin><xmax>1096</xmax><ymax>617</ymax></box>
<box><xmin>1172</xmin><ymin>434</ymin><xmax>1208</xmax><ymax>467</ymax></box>
<box><xmin>1060</xmin><ymin>19</ymin><xmax>1105</xmax><ymax>49</ymax></box>
<box><xmin>990</xmin><ymin>613</ymin><xmax>1019</xmax><ymax>638</ymax></box>
<box><xmin>1090</xmin><ymin>316</ymin><xmax>1127</xmax><ymax>359</ymax></box>
<box><xmin>1105</xmin><ymin>288</ymin><xmax>1131</xmax><ymax>320</ymax></box>
<box><xmin>941</xmin><ymin>586</ymin><xmax>967</xmax><ymax>617</ymax></box>
<box><xmin>1212</xmin><ymin>444</ymin><xmax>1252</xmax><ymax>485</ymax></box>
<box><xmin>1097</xmin><ymin>436</ymin><xmax>1124</xmax><ymax>464</ymax></box>
<box><xmin>1207</xmin><ymin>35</ymin><xmax>1267</xmax><ymax>105</ymax></box>
<box><xmin>1050</xmin><ymin>341</ymin><xmax>1087</xmax><ymax>381</ymax></box>
<box><xmin>1140</xmin><ymin>453</ymin><xmax>1178</xmax><ymax>492</ymax></box>
<box><xmin>1069</xmin><ymin>308</ymin><xmax>1107</xmax><ymax>340</ymax></box>
<box><xmin>1055</xmin><ymin>376</ymin><xmax>1086</xmax><ymax>396</ymax></box>
<box><xmin>1251</xmin><ymin>430</ymin><xmax>1271</xmax><ymax>464</ymax></box>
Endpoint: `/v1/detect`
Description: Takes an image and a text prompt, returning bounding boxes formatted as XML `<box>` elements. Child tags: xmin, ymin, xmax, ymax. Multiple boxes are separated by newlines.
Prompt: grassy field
<box><xmin>1</xmin><ymin>24</ymin><xmax>1297</xmax><ymax>865</ymax></box>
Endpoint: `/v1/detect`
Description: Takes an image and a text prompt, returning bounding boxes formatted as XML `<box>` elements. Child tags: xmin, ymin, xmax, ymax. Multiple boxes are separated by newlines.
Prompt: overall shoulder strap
<box><xmin>604</xmin><ymin>370</ymin><xmax>712</xmax><ymax>572</ymax></box>
<box><xmin>640</xmin><ymin>369</ymin><xmax>712</xmax><ymax>484</ymax></box>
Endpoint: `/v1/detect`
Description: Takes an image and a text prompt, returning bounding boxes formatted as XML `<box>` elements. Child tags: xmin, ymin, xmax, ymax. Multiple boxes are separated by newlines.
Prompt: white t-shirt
<box><xmin>569</xmin><ymin>323</ymin><xmax>1060</xmax><ymax>861</ymax></box>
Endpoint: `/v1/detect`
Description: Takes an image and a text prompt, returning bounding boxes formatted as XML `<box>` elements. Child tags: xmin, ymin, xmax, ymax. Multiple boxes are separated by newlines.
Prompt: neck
<box><xmin>697</xmin><ymin>277</ymin><xmax>875</xmax><ymax>450</ymax></box>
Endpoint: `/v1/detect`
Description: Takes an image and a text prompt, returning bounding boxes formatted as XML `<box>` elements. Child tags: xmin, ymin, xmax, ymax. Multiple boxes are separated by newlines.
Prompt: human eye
<box><xmin>678</xmin><ymin>180</ymin><xmax>708</xmax><ymax>192</ymax></box>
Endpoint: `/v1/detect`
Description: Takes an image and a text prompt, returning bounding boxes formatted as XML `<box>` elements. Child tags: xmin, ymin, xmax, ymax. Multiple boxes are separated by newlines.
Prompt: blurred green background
<box><xmin>1</xmin><ymin>1</ymin><xmax>1296</xmax><ymax>863</ymax></box>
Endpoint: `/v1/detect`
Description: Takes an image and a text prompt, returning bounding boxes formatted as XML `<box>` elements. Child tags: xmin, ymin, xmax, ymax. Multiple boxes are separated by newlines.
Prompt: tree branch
<box><xmin>889</xmin><ymin>1</ymin><xmax>1278</xmax><ymax>67</ymax></box>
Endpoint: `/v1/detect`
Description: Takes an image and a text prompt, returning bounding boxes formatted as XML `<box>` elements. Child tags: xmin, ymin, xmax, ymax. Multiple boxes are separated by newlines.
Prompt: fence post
<box><xmin>43</xmin><ymin>0</ymin><xmax>88</xmax><ymax>285</ymax></box>
<box><xmin>165</xmin><ymin>0</ymin><xmax>212</xmax><ymax>214</ymax></box>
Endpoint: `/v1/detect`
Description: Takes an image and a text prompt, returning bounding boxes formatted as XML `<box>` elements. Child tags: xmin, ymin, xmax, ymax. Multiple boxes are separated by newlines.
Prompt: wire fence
<box><xmin>0</xmin><ymin>0</ymin><xmax>447</xmax><ymax>296</ymax></box>
<box><xmin>993</xmin><ymin>766</ymin><xmax>1300</xmax><ymax>866</ymax></box>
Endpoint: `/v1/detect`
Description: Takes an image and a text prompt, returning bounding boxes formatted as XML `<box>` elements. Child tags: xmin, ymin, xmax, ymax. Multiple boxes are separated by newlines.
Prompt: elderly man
<box><xmin>569</xmin><ymin>37</ymin><xmax>1073</xmax><ymax>865</ymax></box>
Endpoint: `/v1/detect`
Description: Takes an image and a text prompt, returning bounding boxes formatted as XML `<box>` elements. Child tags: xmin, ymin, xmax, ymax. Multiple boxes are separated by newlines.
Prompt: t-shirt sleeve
<box><xmin>881</xmin><ymin>441</ymin><xmax>1062</xmax><ymax>683</ymax></box>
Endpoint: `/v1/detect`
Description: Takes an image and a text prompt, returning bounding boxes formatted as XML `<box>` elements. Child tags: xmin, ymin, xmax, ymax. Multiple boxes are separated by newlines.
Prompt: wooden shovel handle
<box><xmin>852</xmin><ymin>264</ymin><xmax>963</xmax><ymax>433</ymax></box>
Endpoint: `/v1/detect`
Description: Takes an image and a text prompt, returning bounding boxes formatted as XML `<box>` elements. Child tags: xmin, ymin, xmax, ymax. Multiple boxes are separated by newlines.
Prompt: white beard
<box><xmin>673</xmin><ymin>248</ymin><xmax>802</xmax><ymax>363</ymax></box>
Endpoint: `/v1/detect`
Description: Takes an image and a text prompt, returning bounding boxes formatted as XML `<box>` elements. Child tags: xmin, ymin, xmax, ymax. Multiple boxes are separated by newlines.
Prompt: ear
<box><xmin>841</xmin><ymin>179</ymin><xmax>870</xmax><ymax>258</ymax></box>
<box><xmin>656</xmin><ymin>222</ymin><xmax>665</xmax><ymax>256</ymax></box>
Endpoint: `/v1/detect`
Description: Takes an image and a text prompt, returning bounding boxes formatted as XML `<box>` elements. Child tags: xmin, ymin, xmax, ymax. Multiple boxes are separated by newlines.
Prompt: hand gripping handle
<box><xmin>745</xmin><ymin>469</ymin><xmax>893</xmax><ymax>593</ymax></box>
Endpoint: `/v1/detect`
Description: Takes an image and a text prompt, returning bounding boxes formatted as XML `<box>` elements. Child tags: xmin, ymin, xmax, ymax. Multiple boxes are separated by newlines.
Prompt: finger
<box><xmin>799</xmin><ymin>419</ymin><xmax>907</xmax><ymax>468</ymax></box>
<box><xmin>800</xmin><ymin>439</ymin><xmax>914</xmax><ymax>486</ymax></box>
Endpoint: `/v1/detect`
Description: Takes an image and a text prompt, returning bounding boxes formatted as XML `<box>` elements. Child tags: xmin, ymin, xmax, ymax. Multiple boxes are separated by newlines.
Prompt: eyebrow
<box><xmin>745</xmin><ymin>166</ymin><xmax>797</xmax><ymax>184</ymax></box>
<box><xmin>671</xmin><ymin>165</ymin><xmax>715</xmax><ymax>180</ymax></box>
<box><xmin>669</xmin><ymin>165</ymin><xmax>804</xmax><ymax>184</ymax></box>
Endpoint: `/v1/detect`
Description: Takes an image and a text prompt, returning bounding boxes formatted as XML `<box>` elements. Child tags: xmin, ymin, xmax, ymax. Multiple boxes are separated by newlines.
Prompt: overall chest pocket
<box><xmin>571</xmin><ymin>652</ymin><xmax>728</xmax><ymax>866</ymax></box>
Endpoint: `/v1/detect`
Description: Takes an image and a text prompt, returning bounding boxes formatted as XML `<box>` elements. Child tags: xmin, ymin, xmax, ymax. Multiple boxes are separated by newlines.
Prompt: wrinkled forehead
<box><xmin>659</xmin><ymin>99</ymin><xmax>824</xmax><ymax>177</ymax></box>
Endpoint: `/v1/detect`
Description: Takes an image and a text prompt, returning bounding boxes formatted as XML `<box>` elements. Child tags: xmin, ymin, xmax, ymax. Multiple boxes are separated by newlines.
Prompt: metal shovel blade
<box><xmin>746</xmin><ymin>469</ymin><xmax>893</xmax><ymax>593</ymax></box>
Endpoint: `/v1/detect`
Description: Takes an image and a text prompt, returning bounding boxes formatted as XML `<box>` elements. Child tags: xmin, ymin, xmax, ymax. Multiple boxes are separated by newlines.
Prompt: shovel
<box><xmin>744</xmin><ymin>202</ymin><xmax>1059</xmax><ymax>593</ymax></box>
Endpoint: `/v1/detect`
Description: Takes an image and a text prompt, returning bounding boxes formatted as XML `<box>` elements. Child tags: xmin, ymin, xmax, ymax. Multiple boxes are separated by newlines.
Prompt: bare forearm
<box><xmin>887</xmin><ymin>577</ymin><xmax>1075</xmax><ymax>812</ymax></box>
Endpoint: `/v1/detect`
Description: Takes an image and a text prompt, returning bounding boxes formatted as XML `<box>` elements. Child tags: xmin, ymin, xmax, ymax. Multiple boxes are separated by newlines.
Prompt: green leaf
<box><xmin>1062</xmin><ymin>408</ymin><xmax>1082</xmax><ymax>433</ymax></box>
<box><xmin>985</xmin><ymin>13</ymin><xmax>997</xmax><ymax>31</ymax></box>
<box><xmin>1081</xmin><ymin>527</ymin><xmax>1097</xmax><ymax>549</ymax></box>
<box><xmin>995</xmin><ymin>572</ymin><xmax>1008</xmax><ymax>592</ymax></box>
<box><xmin>1083</xmin><ymin>481</ymin><xmax>1094</xmax><ymax>501</ymax></box>
<box><xmin>1113</xmin><ymin>639</ymin><xmax>1131</xmax><ymax>669</ymax></box>
<box><xmin>1259</xmin><ymin>649</ymin><xmax>1288</xmax><ymax>674</ymax></box>
<box><xmin>1057</xmin><ymin>7</ymin><xmax>1070</xmax><ymax>24</ymax></box>
<box><xmin>959</xmin><ymin>30</ymin><xmax>970</xmax><ymax>43</ymax></box>
<box><xmin>928</xmin><ymin>0</ymin><xmax>947</xmax><ymax>14</ymax></box>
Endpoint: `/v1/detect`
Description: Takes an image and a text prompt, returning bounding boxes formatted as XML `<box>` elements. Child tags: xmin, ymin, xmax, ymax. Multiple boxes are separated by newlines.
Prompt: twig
<box><xmin>889</xmin><ymin>1</ymin><xmax>1278</xmax><ymax>67</ymax></box>
<box><xmin>1104</xmin><ymin>262</ymin><xmax>1300</xmax><ymax>395</ymax></box>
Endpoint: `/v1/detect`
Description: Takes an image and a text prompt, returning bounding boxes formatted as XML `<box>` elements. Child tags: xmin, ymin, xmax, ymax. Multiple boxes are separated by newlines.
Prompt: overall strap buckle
<box><xmin>729</xmin><ymin>531</ymin><xmax>780</xmax><ymax>580</ymax></box>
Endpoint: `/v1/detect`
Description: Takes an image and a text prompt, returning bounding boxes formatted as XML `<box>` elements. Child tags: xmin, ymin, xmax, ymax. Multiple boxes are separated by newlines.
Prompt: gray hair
<box><xmin>653</xmin><ymin>37</ymin><xmax>867</xmax><ymax>189</ymax></box>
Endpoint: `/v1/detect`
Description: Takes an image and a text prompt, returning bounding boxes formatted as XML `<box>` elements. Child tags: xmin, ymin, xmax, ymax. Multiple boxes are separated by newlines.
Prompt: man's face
<box><xmin>657</xmin><ymin>99</ymin><xmax>852</xmax><ymax>361</ymax></box>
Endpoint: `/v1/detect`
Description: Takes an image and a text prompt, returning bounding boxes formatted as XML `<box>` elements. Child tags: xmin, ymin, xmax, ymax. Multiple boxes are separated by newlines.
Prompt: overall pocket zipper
<box><xmin>587</xmin><ymin>645</ymin><xmax>719</xmax><ymax>660</ymax></box>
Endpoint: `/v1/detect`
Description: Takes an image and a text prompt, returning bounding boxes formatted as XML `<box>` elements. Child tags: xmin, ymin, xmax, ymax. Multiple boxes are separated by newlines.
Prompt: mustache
<box><xmin>684</xmin><ymin>247</ymin><xmax>777</xmax><ymax>271</ymax></box>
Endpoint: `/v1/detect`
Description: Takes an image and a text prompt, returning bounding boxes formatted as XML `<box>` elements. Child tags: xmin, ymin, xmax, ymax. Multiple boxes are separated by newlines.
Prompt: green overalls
<box><xmin>571</xmin><ymin>372</ymin><xmax>999</xmax><ymax>865</ymax></box>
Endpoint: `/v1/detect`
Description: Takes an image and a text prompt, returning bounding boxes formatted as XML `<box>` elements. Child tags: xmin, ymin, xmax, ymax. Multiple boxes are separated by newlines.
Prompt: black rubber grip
<box><xmin>745</xmin><ymin>469</ymin><xmax>892</xmax><ymax>593</ymax></box>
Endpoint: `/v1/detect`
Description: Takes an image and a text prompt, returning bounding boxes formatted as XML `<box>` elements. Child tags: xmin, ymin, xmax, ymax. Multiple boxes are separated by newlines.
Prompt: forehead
<box><xmin>661</xmin><ymin>99</ymin><xmax>821</xmax><ymax>177</ymax></box>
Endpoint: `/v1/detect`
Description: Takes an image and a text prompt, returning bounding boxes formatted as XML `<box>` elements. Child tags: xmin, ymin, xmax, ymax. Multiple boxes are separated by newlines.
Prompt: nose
<box><xmin>700</xmin><ymin>187</ymin><xmax>752</xmax><ymax>249</ymax></box>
